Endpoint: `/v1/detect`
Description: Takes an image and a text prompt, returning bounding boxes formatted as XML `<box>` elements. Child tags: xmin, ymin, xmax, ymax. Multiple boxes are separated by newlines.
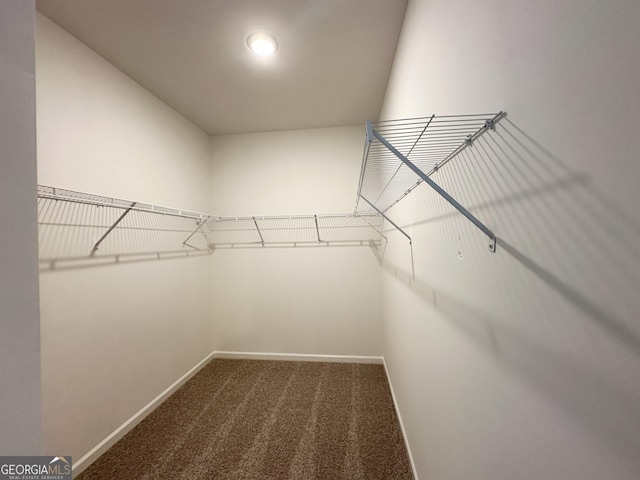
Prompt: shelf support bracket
<box><xmin>90</xmin><ymin>202</ymin><xmax>136</xmax><ymax>256</ymax></box>
<box><xmin>359</xmin><ymin>195</ymin><xmax>412</xmax><ymax>244</ymax></box>
<box><xmin>253</xmin><ymin>217</ymin><xmax>264</xmax><ymax>245</ymax></box>
<box><xmin>183</xmin><ymin>216</ymin><xmax>214</xmax><ymax>250</ymax></box>
<box><xmin>354</xmin><ymin>120</ymin><xmax>376</xmax><ymax>211</ymax></box>
<box><xmin>314</xmin><ymin>215</ymin><xmax>322</xmax><ymax>243</ymax></box>
<box><xmin>365</xmin><ymin>119</ymin><xmax>374</xmax><ymax>143</ymax></box>
<box><xmin>372</xmin><ymin>129</ymin><xmax>497</xmax><ymax>252</ymax></box>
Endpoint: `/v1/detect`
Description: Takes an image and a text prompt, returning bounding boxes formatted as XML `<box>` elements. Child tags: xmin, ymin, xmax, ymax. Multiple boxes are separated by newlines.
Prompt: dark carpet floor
<box><xmin>77</xmin><ymin>359</ymin><xmax>414</xmax><ymax>479</ymax></box>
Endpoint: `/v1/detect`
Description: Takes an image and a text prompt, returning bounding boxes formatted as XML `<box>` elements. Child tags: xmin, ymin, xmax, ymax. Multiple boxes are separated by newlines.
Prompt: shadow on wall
<box><xmin>381</xmin><ymin>117</ymin><xmax>640</xmax><ymax>466</ymax></box>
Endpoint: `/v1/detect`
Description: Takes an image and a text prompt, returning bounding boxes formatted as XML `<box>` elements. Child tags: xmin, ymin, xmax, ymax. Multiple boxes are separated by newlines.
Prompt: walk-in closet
<box><xmin>2</xmin><ymin>0</ymin><xmax>640</xmax><ymax>479</ymax></box>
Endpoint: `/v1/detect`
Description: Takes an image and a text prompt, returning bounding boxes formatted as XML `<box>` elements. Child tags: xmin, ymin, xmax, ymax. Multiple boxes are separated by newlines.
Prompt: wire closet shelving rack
<box><xmin>37</xmin><ymin>111</ymin><xmax>505</xmax><ymax>267</ymax></box>
<box><xmin>355</xmin><ymin>111</ymin><xmax>506</xmax><ymax>251</ymax></box>
<box><xmin>37</xmin><ymin>186</ymin><xmax>385</xmax><ymax>270</ymax></box>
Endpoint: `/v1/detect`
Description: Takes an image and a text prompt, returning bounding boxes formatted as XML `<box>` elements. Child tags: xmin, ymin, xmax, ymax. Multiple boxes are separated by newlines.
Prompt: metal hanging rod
<box><xmin>355</xmin><ymin>112</ymin><xmax>505</xmax><ymax>252</ymax></box>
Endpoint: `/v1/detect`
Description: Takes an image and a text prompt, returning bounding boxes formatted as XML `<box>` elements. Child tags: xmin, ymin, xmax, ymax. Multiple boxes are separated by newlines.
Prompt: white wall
<box><xmin>209</xmin><ymin>128</ymin><xmax>383</xmax><ymax>356</ymax></box>
<box><xmin>380</xmin><ymin>0</ymin><xmax>640</xmax><ymax>479</ymax></box>
<box><xmin>36</xmin><ymin>14</ymin><xmax>213</xmax><ymax>461</ymax></box>
<box><xmin>0</xmin><ymin>0</ymin><xmax>41</xmax><ymax>455</ymax></box>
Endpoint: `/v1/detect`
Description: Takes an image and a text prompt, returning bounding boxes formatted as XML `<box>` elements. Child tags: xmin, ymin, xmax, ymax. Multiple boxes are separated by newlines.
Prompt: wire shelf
<box><xmin>37</xmin><ymin>185</ymin><xmax>208</xmax><ymax>220</ymax></box>
<box><xmin>353</xmin><ymin>112</ymin><xmax>506</xmax><ymax>251</ymax></box>
<box><xmin>201</xmin><ymin>214</ymin><xmax>384</xmax><ymax>246</ymax></box>
<box><xmin>37</xmin><ymin>185</ymin><xmax>384</xmax><ymax>269</ymax></box>
<box><xmin>356</xmin><ymin>112</ymin><xmax>505</xmax><ymax>214</ymax></box>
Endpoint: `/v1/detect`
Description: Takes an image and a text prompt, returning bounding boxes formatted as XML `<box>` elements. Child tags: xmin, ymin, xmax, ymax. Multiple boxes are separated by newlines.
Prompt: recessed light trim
<box><xmin>247</xmin><ymin>32</ymin><xmax>278</xmax><ymax>56</ymax></box>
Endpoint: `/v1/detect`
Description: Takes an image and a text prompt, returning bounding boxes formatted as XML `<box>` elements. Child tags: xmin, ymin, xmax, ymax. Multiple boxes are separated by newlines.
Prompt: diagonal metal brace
<box><xmin>314</xmin><ymin>215</ymin><xmax>322</xmax><ymax>242</ymax></box>
<box><xmin>253</xmin><ymin>217</ymin><xmax>264</xmax><ymax>245</ymax></box>
<box><xmin>91</xmin><ymin>202</ymin><xmax>136</xmax><ymax>256</ymax></box>
<box><xmin>372</xmin><ymin>129</ymin><xmax>497</xmax><ymax>252</ymax></box>
<box><xmin>359</xmin><ymin>195</ymin><xmax>412</xmax><ymax>244</ymax></box>
<box><xmin>183</xmin><ymin>216</ymin><xmax>214</xmax><ymax>250</ymax></box>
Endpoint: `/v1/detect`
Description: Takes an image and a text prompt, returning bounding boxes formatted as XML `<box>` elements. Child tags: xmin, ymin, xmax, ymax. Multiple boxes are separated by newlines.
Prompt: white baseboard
<box><xmin>213</xmin><ymin>350</ymin><xmax>383</xmax><ymax>364</ymax></box>
<box><xmin>72</xmin><ymin>351</ymin><xmax>216</xmax><ymax>476</ymax></box>
<box><xmin>382</xmin><ymin>357</ymin><xmax>419</xmax><ymax>480</ymax></box>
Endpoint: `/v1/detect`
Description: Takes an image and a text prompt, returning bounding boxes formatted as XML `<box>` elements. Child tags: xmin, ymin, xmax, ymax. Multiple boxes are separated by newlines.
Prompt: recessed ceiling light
<box><xmin>247</xmin><ymin>32</ymin><xmax>278</xmax><ymax>57</ymax></box>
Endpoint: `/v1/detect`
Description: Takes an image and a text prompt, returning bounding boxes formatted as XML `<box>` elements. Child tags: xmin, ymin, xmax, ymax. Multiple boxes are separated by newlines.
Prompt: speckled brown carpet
<box><xmin>77</xmin><ymin>359</ymin><xmax>413</xmax><ymax>480</ymax></box>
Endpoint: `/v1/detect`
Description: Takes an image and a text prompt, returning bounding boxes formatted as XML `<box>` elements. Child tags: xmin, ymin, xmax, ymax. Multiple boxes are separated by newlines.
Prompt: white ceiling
<box><xmin>36</xmin><ymin>0</ymin><xmax>408</xmax><ymax>135</ymax></box>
